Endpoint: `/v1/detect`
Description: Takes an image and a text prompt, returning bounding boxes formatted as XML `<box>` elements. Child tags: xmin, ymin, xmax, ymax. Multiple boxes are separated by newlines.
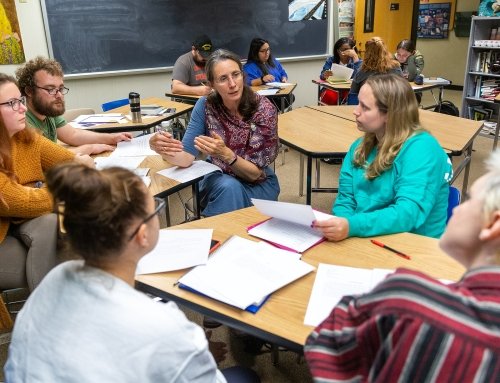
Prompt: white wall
<box><xmin>10</xmin><ymin>1</ymin><xmax>324</xmax><ymax>112</ymax></box>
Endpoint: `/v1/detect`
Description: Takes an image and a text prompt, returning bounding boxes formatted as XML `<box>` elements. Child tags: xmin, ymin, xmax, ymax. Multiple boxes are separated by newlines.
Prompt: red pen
<box><xmin>370</xmin><ymin>239</ymin><xmax>411</xmax><ymax>260</ymax></box>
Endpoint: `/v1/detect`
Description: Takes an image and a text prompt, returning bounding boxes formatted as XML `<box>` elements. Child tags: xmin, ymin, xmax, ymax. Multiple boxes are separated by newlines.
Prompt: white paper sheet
<box><xmin>178</xmin><ymin>236</ymin><xmax>315</xmax><ymax>310</ymax></box>
<box><xmin>328</xmin><ymin>63</ymin><xmax>354</xmax><ymax>81</ymax></box>
<box><xmin>422</xmin><ymin>77</ymin><xmax>450</xmax><ymax>85</ymax></box>
<box><xmin>248</xmin><ymin>199</ymin><xmax>334</xmax><ymax>253</ymax></box>
<box><xmin>157</xmin><ymin>160</ymin><xmax>221</xmax><ymax>183</ymax></box>
<box><xmin>251</xmin><ymin>199</ymin><xmax>317</xmax><ymax>226</ymax></box>
<box><xmin>94</xmin><ymin>156</ymin><xmax>146</xmax><ymax>171</ymax></box>
<box><xmin>256</xmin><ymin>89</ymin><xmax>279</xmax><ymax>96</ymax></box>
<box><xmin>304</xmin><ymin>264</ymin><xmax>393</xmax><ymax>327</ymax></box>
<box><xmin>70</xmin><ymin>114</ymin><xmax>127</xmax><ymax>129</ymax></box>
<box><xmin>110</xmin><ymin>133</ymin><xmax>157</xmax><ymax>157</ymax></box>
<box><xmin>136</xmin><ymin>229</ymin><xmax>213</xmax><ymax>275</ymax></box>
<box><xmin>265</xmin><ymin>82</ymin><xmax>295</xmax><ymax>88</ymax></box>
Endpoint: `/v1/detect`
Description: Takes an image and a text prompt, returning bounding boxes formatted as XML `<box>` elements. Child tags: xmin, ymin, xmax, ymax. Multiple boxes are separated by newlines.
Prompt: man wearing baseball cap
<box><xmin>171</xmin><ymin>35</ymin><xmax>214</xmax><ymax>97</ymax></box>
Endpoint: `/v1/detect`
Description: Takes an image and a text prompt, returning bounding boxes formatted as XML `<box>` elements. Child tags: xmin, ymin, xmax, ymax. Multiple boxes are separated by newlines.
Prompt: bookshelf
<box><xmin>462</xmin><ymin>16</ymin><xmax>500</xmax><ymax>149</ymax></box>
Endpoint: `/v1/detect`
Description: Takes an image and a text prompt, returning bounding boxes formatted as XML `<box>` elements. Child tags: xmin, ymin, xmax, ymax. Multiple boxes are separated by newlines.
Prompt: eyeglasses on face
<box><xmin>128</xmin><ymin>197</ymin><xmax>166</xmax><ymax>241</ymax></box>
<box><xmin>34</xmin><ymin>84</ymin><xmax>70</xmax><ymax>96</ymax></box>
<box><xmin>0</xmin><ymin>96</ymin><xmax>26</xmax><ymax>111</ymax></box>
<box><xmin>259</xmin><ymin>47</ymin><xmax>271</xmax><ymax>54</ymax></box>
<box><xmin>214</xmin><ymin>70</ymin><xmax>243</xmax><ymax>85</ymax></box>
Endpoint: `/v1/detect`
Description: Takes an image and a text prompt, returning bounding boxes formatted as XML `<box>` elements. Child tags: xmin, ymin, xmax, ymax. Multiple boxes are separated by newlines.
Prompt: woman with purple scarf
<box><xmin>150</xmin><ymin>49</ymin><xmax>280</xmax><ymax>217</ymax></box>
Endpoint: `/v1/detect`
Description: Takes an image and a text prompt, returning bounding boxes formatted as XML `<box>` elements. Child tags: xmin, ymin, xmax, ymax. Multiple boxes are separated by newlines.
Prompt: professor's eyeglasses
<box><xmin>215</xmin><ymin>70</ymin><xmax>243</xmax><ymax>85</ymax></box>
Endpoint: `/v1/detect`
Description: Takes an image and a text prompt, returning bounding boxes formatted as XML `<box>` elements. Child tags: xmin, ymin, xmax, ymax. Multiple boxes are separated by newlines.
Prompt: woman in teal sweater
<box><xmin>314</xmin><ymin>74</ymin><xmax>452</xmax><ymax>241</ymax></box>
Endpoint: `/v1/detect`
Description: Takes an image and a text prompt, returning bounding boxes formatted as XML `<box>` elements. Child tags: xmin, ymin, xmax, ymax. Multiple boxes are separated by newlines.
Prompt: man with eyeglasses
<box><xmin>15</xmin><ymin>56</ymin><xmax>132</xmax><ymax>155</ymax></box>
<box><xmin>171</xmin><ymin>35</ymin><xmax>214</xmax><ymax>97</ymax></box>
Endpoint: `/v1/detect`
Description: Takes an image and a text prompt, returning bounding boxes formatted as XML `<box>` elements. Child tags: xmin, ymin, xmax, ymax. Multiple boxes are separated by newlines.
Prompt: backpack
<box><xmin>434</xmin><ymin>100</ymin><xmax>459</xmax><ymax>116</ymax></box>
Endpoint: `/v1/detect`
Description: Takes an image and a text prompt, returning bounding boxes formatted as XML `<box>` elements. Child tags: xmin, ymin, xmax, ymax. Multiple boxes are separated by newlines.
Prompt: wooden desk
<box><xmin>164</xmin><ymin>92</ymin><xmax>200</xmax><ymax>104</ymax></box>
<box><xmin>278</xmin><ymin>107</ymin><xmax>362</xmax><ymax>205</ymax></box>
<box><xmin>166</xmin><ymin>84</ymin><xmax>297</xmax><ymax>114</ymax></box>
<box><xmin>312</xmin><ymin>79</ymin><xmax>448</xmax><ymax>108</ymax></box>
<box><xmin>87</xmin><ymin>97</ymin><xmax>193</xmax><ymax>133</ymax></box>
<box><xmin>135</xmin><ymin>207</ymin><xmax>465</xmax><ymax>351</ymax></box>
<box><xmin>140</xmin><ymin>155</ymin><xmax>204</xmax><ymax>225</ymax></box>
<box><xmin>305</xmin><ymin>105</ymin><xmax>483</xmax><ymax>195</ymax></box>
<box><xmin>251</xmin><ymin>84</ymin><xmax>297</xmax><ymax>113</ymax></box>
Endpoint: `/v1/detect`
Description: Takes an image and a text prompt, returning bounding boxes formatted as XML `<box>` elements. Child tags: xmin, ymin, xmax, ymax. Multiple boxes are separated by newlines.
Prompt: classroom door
<box><xmin>354</xmin><ymin>0</ymin><xmax>416</xmax><ymax>56</ymax></box>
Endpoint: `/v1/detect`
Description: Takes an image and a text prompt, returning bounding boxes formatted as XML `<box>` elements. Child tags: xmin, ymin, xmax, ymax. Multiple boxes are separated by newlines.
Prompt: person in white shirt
<box><xmin>4</xmin><ymin>163</ymin><xmax>259</xmax><ymax>383</ymax></box>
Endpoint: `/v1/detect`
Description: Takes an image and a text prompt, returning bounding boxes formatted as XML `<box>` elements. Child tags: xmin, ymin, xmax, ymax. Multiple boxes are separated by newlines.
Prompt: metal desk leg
<box><xmin>306</xmin><ymin>156</ymin><xmax>313</xmax><ymax>205</ymax></box>
<box><xmin>315</xmin><ymin>159</ymin><xmax>321</xmax><ymax>188</ymax></box>
<box><xmin>192</xmin><ymin>182</ymin><xmax>201</xmax><ymax>219</ymax></box>
<box><xmin>299</xmin><ymin>154</ymin><xmax>304</xmax><ymax>197</ymax></box>
<box><xmin>462</xmin><ymin>144</ymin><xmax>473</xmax><ymax>197</ymax></box>
<box><xmin>164</xmin><ymin>196</ymin><xmax>171</xmax><ymax>227</ymax></box>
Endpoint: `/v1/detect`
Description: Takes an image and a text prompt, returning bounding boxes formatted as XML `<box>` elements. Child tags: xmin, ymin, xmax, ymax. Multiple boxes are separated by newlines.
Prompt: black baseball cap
<box><xmin>193</xmin><ymin>35</ymin><xmax>214</xmax><ymax>58</ymax></box>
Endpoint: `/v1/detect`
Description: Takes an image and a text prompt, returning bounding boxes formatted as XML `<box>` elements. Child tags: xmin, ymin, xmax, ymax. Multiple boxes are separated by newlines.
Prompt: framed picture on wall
<box><xmin>417</xmin><ymin>3</ymin><xmax>451</xmax><ymax>39</ymax></box>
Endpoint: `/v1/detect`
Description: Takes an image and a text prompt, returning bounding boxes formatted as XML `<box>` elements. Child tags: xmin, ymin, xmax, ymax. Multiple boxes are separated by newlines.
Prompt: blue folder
<box><xmin>178</xmin><ymin>283</ymin><xmax>271</xmax><ymax>314</ymax></box>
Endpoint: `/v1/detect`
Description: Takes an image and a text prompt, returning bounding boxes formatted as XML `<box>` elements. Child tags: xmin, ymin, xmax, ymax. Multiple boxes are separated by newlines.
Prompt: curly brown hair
<box><xmin>361</xmin><ymin>37</ymin><xmax>400</xmax><ymax>73</ymax></box>
<box><xmin>15</xmin><ymin>56</ymin><xmax>64</xmax><ymax>96</ymax></box>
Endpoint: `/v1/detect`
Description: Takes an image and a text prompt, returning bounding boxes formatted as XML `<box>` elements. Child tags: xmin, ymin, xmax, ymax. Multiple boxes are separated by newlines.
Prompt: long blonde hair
<box><xmin>361</xmin><ymin>37</ymin><xmax>400</xmax><ymax>73</ymax></box>
<box><xmin>353</xmin><ymin>74</ymin><xmax>424</xmax><ymax>179</ymax></box>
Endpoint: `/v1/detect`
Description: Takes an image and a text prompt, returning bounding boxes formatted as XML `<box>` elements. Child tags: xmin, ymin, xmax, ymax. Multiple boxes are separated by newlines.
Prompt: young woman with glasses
<box><xmin>243</xmin><ymin>37</ymin><xmax>288</xmax><ymax>86</ymax></box>
<box><xmin>0</xmin><ymin>73</ymin><xmax>93</xmax><ymax>292</ymax></box>
<box><xmin>5</xmin><ymin>163</ymin><xmax>260</xmax><ymax>382</ymax></box>
<box><xmin>319</xmin><ymin>37</ymin><xmax>362</xmax><ymax>105</ymax></box>
<box><xmin>150</xmin><ymin>49</ymin><xmax>280</xmax><ymax>217</ymax></box>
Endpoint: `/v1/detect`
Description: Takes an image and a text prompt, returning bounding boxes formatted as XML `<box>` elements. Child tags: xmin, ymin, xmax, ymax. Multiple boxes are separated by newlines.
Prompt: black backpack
<box><xmin>434</xmin><ymin>100</ymin><xmax>459</xmax><ymax>116</ymax></box>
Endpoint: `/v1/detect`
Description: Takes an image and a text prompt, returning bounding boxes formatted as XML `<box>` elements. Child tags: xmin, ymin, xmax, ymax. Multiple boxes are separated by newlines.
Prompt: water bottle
<box><xmin>129</xmin><ymin>92</ymin><xmax>142</xmax><ymax>123</ymax></box>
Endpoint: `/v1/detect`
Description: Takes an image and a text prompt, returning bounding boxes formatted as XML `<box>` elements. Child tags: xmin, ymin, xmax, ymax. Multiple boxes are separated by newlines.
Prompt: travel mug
<box><xmin>129</xmin><ymin>92</ymin><xmax>142</xmax><ymax>123</ymax></box>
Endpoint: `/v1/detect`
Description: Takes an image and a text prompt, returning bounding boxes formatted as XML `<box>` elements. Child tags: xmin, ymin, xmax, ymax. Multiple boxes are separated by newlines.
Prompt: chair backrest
<box><xmin>62</xmin><ymin>108</ymin><xmax>95</xmax><ymax>122</ymax></box>
<box><xmin>101</xmin><ymin>98</ymin><xmax>129</xmax><ymax>112</ymax></box>
<box><xmin>346</xmin><ymin>93</ymin><xmax>359</xmax><ymax>105</ymax></box>
<box><xmin>447</xmin><ymin>186</ymin><xmax>461</xmax><ymax>223</ymax></box>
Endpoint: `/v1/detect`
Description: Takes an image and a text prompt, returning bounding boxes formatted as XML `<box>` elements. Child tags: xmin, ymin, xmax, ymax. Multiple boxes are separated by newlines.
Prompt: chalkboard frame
<box><xmin>41</xmin><ymin>0</ymin><xmax>335</xmax><ymax>78</ymax></box>
<box><xmin>41</xmin><ymin>0</ymin><xmax>336</xmax><ymax>78</ymax></box>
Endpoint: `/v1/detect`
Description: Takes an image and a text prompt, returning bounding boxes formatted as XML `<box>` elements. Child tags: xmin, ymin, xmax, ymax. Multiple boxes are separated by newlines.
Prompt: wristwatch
<box><xmin>260</xmin><ymin>76</ymin><xmax>265</xmax><ymax>84</ymax></box>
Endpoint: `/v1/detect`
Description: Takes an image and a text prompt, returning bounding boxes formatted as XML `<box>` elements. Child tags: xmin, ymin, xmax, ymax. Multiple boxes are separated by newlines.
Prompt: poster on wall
<box><xmin>479</xmin><ymin>0</ymin><xmax>500</xmax><ymax>16</ymax></box>
<box><xmin>0</xmin><ymin>0</ymin><xmax>25</xmax><ymax>64</ymax></box>
<box><xmin>338</xmin><ymin>0</ymin><xmax>355</xmax><ymax>38</ymax></box>
<box><xmin>417</xmin><ymin>3</ymin><xmax>451</xmax><ymax>39</ymax></box>
<box><xmin>288</xmin><ymin>0</ymin><xmax>327</xmax><ymax>21</ymax></box>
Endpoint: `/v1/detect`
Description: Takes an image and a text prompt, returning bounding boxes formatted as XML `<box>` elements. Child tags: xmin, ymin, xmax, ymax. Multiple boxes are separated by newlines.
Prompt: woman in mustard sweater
<box><xmin>0</xmin><ymin>73</ymin><xmax>93</xmax><ymax>291</ymax></box>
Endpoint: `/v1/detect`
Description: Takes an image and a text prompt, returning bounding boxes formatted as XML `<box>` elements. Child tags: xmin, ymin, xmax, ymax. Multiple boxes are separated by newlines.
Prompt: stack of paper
<box><xmin>178</xmin><ymin>236</ymin><xmax>315</xmax><ymax>310</ymax></box>
<box><xmin>327</xmin><ymin>63</ymin><xmax>354</xmax><ymax>82</ymax></box>
<box><xmin>136</xmin><ymin>229</ymin><xmax>213</xmax><ymax>275</ymax></box>
<box><xmin>422</xmin><ymin>77</ymin><xmax>450</xmax><ymax>85</ymax></box>
<box><xmin>94</xmin><ymin>156</ymin><xmax>146</xmax><ymax>171</ymax></box>
<box><xmin>110</xmin><ymin>133</ymin><xmax>157</xmax><ymax>157</ymax></box>
<box><xmin>265</xmin><ymin>81</ymin><xmax>295</xmax><ymax>88</ymax></box>
<box><xmin>70</xmin><ymin>114</ymin><xmax>127</xmax><ymax>129</ymax></box>
<box><xmin>141</xmin><ymin>104</ymin><xmax>167</xmax><ymax>116</ymax></box>
<box><xmin>248</xmin><ymin>199</ymin><xmax>333</xmax><ymax>253</ymax></box>
<box><xmin>304</xmin><ymin>264</ymin><xmax>393</xmax><ymax>326</ymax></box>
<box><xmin>256</xmin><ymin>88</ymin><xmax>279</xmax><ymax>96</ymax></box>
<box><xmin>157</xmin><ymin>160</ymin><xmax>222</xmax><ymax>183</ymax></box>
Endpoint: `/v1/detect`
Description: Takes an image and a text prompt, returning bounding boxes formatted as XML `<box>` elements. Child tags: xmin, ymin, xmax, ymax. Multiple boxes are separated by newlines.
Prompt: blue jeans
<box><xmin>199</xmin><ymin>167</ymin><xmax>280</xmax><ymax>217</ymax></box>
